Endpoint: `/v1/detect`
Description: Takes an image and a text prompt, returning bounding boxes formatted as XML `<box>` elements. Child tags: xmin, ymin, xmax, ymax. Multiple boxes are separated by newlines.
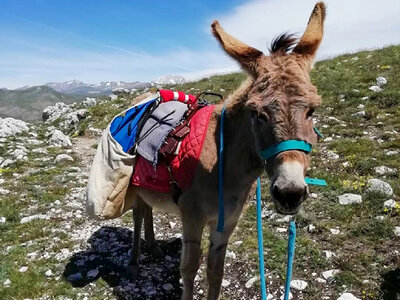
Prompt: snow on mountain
<box><xmin>154</xmin><ymin>75</ymin><xmax>186</xmax><ymax>85</ymax></box>
<box><xmin>43</xmin><ymin>80</ymin><xmax>151</xmax><ymax>95</ymax></box>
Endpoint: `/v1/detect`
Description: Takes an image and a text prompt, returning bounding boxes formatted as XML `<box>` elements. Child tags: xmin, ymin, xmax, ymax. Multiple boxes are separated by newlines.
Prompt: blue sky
<box><xmin>1</xmin><ymin>0</ymin><xmax>400</xmax><ymax>88</ymax></box>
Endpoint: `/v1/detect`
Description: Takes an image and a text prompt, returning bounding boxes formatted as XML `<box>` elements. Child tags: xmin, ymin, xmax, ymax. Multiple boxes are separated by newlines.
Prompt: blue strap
<box><xmin>305</xmin><ymin>177</ymin><xmax>327</xmax><ymax>186</ymax></box>
<box><xmin>284</xmin><ymin>221</ymin><xmax>296</xmax><ymax>300</ymax></box>
<box><xmin>217</xmin><ymin>107</ymin><xmax>226</xmax><ymax>233</ymax></box>
<box><xmin>256</xmin><ymin>178</ymin><xmax>268</xmax><ymax>300</ymax></box>
<box><xmin>260</xmin><ymin>140</ymin><xmax>312</xmax><ymax>160</ymax></box>
<box><xmin>313</xmin><ymin>126</ymin><xmax>324</xmax><ymax>139</ymax></box>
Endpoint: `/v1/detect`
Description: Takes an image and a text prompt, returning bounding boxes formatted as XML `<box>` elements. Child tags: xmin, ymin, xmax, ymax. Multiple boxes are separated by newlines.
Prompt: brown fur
<box><xmin>125</xmin><ymin>3</ymin><xmax>326</xmax><ymax>300</ymax></box>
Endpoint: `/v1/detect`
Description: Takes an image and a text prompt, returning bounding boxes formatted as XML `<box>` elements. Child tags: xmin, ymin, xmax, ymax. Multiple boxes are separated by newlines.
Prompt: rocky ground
<box><xmin>1</xmin><ymin>45</ymin><xmax>400</xmax><ymax>300</ymax></box>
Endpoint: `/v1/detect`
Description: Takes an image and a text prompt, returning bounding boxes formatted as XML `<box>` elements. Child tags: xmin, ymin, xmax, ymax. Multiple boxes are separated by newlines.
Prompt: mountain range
<box><xmin>0</xmin><ymin>86</ymin><xmax>81</xmax><ymax>121</ymax></box>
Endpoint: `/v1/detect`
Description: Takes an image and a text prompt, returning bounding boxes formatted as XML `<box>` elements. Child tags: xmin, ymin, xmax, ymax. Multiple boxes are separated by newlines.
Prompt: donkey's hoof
<box><xmin>127</xmin><ymin>264</ymin><xmax>140</xmax><ymax>280</ymax></box>
<box><xmin>150</xmin><ymin>245</ymin><xmax>164</xmax><ymax>259</ymax></box>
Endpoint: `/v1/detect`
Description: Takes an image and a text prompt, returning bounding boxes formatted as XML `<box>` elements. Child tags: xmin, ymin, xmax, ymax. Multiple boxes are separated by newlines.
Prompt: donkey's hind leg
<box><xmin>143</xmin><ymin>204</ymin><xmax>164</xmax><ymax>258</ymax></box>
<box><xmin>127</xmin><ymin>198</ymin><xmax>145</xmax><ymax>280</ymax></box>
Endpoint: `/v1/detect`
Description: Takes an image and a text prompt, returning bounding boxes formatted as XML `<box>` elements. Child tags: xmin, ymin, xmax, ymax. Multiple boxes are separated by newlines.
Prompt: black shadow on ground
<box><xmin>381</xmin><ymin>268</ymin><xmax>400</xmax><ymax>300</ymax></box>
<box><xmin>63</xmin><ymin>226</ymin><xmax>182</xmax><ymax>300</ymax></box>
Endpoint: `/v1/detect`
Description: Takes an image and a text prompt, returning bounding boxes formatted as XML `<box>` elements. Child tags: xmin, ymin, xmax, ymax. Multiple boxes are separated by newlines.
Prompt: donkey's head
<box><xmin>212</xmin><ymin>2</ymin><xmax>326</xmax><ymax>214</ymax></box>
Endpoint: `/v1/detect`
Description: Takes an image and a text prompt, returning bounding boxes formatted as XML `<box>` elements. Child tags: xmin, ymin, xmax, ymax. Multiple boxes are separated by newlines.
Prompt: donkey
<box><xmin>125</xmin><ymin>2</ymin><xmax>326</xmax><ymax>299</ymax></box>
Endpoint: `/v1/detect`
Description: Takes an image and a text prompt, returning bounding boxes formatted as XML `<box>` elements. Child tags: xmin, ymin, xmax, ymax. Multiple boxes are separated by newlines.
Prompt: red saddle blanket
<box><xmin>132</xmin><ymin>105</ymin><xmax>215</xmax><ymax>192</ymax></box>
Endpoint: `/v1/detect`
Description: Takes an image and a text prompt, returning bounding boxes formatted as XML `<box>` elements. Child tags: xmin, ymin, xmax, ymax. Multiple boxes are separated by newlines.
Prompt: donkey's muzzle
<box><xmin>271</xmin><ymin>182</ymin><xmax>308</xmax><ymax>214</ymax></box>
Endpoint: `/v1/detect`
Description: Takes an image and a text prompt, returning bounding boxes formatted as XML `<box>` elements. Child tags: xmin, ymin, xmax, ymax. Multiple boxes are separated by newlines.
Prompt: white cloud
<box><xmin>214</xmin><ymin>0</ymin><xmax>400</xmax><ymax>60</ymax></box>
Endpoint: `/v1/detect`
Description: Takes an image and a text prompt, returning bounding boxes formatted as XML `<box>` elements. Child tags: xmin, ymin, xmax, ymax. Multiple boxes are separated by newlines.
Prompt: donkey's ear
<box><xmin>212</xmin><ymin>20</ymin><xmax>263</xmax><ymax>76</ymax></box>
<box><xmin>292</xmin><ymin>2</ymin><xmax>326</xmax><ymax>66</ymax></box>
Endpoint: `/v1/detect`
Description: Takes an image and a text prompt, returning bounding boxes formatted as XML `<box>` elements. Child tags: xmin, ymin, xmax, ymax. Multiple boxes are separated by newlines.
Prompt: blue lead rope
<box><xmin>284</xmin><ymin>221</ymin><xmax>296</xmax><ymax>300</ymax></box>
<box><xmin>256</xmin><ymin>179</ymin><xmax>297</xmax><ymax>300</ymax></box>
<box><xmin>217</xmin><ymin>106</ymin><xmax>226</xmax><ymax>233</ymax></box>
<box><xmin>256</xmin><ymin>178</ymin><xmax>267</xmax><ymax>300</ymax></box>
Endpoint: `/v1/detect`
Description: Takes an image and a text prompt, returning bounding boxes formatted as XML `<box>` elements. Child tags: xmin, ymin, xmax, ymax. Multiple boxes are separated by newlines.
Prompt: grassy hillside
<box><xmin>0</xmin><ymin>45</ymin><xmax>399</xmax><ymax>300</ymax></box>
<box><xmin>0</xmin><ymin>86</ymin><xmax>82</xmax><ymax>121</ymax></box>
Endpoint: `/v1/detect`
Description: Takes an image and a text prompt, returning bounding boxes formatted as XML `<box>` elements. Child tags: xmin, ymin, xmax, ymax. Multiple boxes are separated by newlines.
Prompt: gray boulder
<box><xmin>338</xmin><ymin>193</ymin><xmax>362</xmax><ymax>205</ymax></box>
<box><xmin>376</xmin><ymin>76</ymin><xmax>387</xmax><ymax>87</ymax></box>
<box><xmin>42</xmin><ymin>102</ymin><xmax>71</xmax><ymax>122</ymax></box>
<box><xmin>0</xmin><ymin>117</ymin><xmax>29</xmax><ymax>138</ymax></box>
<box><xmin>366</xmin><ymin>179</ymin><xmax>393</xmax><ymax>198</ymax></box>
<box><xmin>48</xmin><ymin>130</ymin><xmax>72</xmax><ymax>147</ymax></box>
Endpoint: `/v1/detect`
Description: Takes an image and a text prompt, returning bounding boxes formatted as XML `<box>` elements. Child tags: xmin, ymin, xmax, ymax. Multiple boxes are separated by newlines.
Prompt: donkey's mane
<box><xmin>269</xmin><ymin>33</ymin><xmax>298</xmax><ymax>54</ymax></box>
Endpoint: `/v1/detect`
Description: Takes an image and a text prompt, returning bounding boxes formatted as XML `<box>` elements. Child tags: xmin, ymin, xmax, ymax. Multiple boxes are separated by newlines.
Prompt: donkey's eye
<box><xmin>306</xmin><ymin>108</ymin><xmax>315</xmax><ymax>119</ymax></box>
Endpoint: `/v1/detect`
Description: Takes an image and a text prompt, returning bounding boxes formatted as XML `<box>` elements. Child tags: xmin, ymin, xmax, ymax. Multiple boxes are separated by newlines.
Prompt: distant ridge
<box><xmin>0</xmin><ymin>86</ymin><xmax>81</xmax><ymax>121</ymax></box>
<box><xmin>44</xmin><ymin>80</ymin><xmax>151</xmax><ymax>95</ymax></box>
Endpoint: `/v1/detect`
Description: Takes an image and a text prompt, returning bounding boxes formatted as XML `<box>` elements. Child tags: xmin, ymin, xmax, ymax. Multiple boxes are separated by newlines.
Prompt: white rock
<box><xmin>0</xmin><ymin>188</ymin><xmax>9</xmax><ymax>195</ymax></box>
<box><xmin>316</xmin><ymin>278</ymin><xmax>327</xmax><ymax>283</ymax></box>
<box><xmin>338</xmin><ymin>194</ymin><xmax>362</xmax><ymax>205</ymax></box>
<box><xmin>337</xmin><ymin>292</ymin><xmax>361</xmax><ymax>300</ymax></box>
<box><xmin>369</xmin><ymin>85</ymin><xmax>382</xmax><ymax>92</ymax></box>
<box><xmin>54</xmin><ymin>154</ymin><xmax>74</xmax><ymax>163</ymax></box>
<box><xmin>323</xmin><ymin>250</ymin><xmax>336</xmax><ymax>259</ymax></box>
<box><xmin>361</xmin><ymin>96</ymin><xmax>369</xmax><ymax>100</ymax></box>
<box><xmin>330</xmin><ymin>228</ymin><xmax>340</xmax><ymax>235</ymax></box>
<box><xmin>226</xmin><ymin>251</ymin><xmax>236</xmax><ymax>259</ymax></box>
<box><xmin>327</xmin><ymin>151</ymin><xmax>339</xmax><ymax>160</ymax></box>
<box><xmin>48</xmin><ymin>130</ymin><xmax>72</xmax><ymax>147</ymax></box>
<box><xmin>394</xmin><ymin>227</ymin><xmax>400</xmax><ymax>237</ymax></box>
<box><xmin>169</xmin><ymin>221</ymin><xmax>176</xmax><ymax>230</ymax></box>
<box><xmin>0</xmin><ymin>117</ymin><xmax>29</xmax><ymax>138</ymax></box>
<box><xmin>45</xmin><ymin>269</ymin><xmax>53</xmax><ymax>277</ymax></box>
<box><xmin>376</xmin><ymin>76</ymin><xmax>387</xmax><ymax>87</ymax></box>
<box><xmin>276</xmin><ymin>227</ymin><xmax>287</xmax><ymax>233</ymax></box>
<box><xmin>162</xmin><ymin>283</ymin><xmax>173</xmax><ymax>291</ymax></box>
<box><xmin>342</xmin><ymin>162</ymin><xmax>350</xmax><ymax>168</ymax></box>
<box><xmin>3</xmin><ymin>279</ymin><xmax>11</xmax><ymax>287</ymax></box>
<box><xmin>0</xmin><ymin>216</ymin><xmax>6</xmax><ymax>223</ymax></box>
<box><xmin>290</xmin><ymin>280</ymin><xmax>308</xmax><ymax>291</ymax></box>
<box><xmin>110</xmin><ymin>94</ymin><xmax>118</xmax><ymax>101</ymax></box>
<box><xmin>20</xmin><ymin>214</ymin><xmax>50</xmax><ymax>224</ymax></box>
<box><xmin>307</xmin><ymin>224</ymin><xmax>316</xmax><ymax>233</ymax></box>
<box><xmin>375</xmin><ymin>215</ymin><xmax>385</xmax><ymax>221</ymax></box>
<box><xmin>221</xmin><ymin>279</ymin><xmax>230</xmax><ymax>287</ymax></box>
<box><xmin>19</xmin><ymin>266</ymin><xmax>28</xmax><ymax>273</ymax></box>
<box><xmin>32</xmin><ymin>148</ymin><xmax>48</xmax><ymax>154</ymax></box>
<box><xmin>245</xmin><ymin>276</ymin><xmax>259</xmax><ymax>288</ymax></box>
<box><xmin>357</xmin><ymin>104</ymin><xmax>365</xmax><ymax>109</ymax></box>
<box><xmin>366</xmin><ymin>179</ymin><xmax>393</xmax><ymax>198</ymax></box>
<box><xmin>87</xmin><ymin>269</ymin><xmax>99</xmax><ymax>278</ymax></box>
<box><xmin>83</xmin><ymin>97</ymin><xmax>97</xmax><ymax>107</ymax></box>
<box><xmin>324</xmin><ymin>137</ymin><xmax>333</xmax><ymax>142</ymax></box>
<box><xmin>383</xmin><ymin>199</ymin><xmax>396</xmax><ymax>209</ymax></box>
<box><xmin>322</xmin><ymin>269</ymin><xmax>339</xmax><ymax>280</ymax></box>
<box><xmin>42</xmin><ymin>102</ymin><xmax>71</xmax><ymax>122</ymax></box>
<box><xmin>374</xmin><ymin>166</ymin><xmax>397</xmax><ymax>176</ymax></box>
<box><xmin>352</xmin><ymin>111</ymin><xmax>366</xmax><ymax>117</ymax></box>
<box><xmin>386</xmin><ymin>150</ymin><xmax>399</xmax><ymax>156</ymax></box>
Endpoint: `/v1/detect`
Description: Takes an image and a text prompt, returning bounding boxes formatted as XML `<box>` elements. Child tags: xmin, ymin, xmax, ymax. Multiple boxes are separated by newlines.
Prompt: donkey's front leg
<box><xmin>206</xmin><ymin>224</ymin><xmax>236</xmax><ymax>300</ymax></box>
<box><xmin>180</xmin><ymin>216</ymin><xmax>205</xmax><ymax>300</ymax></box>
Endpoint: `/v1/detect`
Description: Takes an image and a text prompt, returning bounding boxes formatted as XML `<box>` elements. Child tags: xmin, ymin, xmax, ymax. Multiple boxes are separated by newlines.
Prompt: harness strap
<box><xmin>260</xmin><ymin>140</ymin><xmax>312</xmax><ymax>160</ymax></box>
<box><xmin>217</xmin><ymin>106</ymin><xmax>226</xmax><ymax>233</ymax></box>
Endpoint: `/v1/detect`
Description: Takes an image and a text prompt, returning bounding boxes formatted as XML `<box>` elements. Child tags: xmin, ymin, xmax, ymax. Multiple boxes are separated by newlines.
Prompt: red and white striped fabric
<box><xmin>159</xmin><ymin>89</ymin><xmax>197</xmax><ymax>105</ymax></box>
